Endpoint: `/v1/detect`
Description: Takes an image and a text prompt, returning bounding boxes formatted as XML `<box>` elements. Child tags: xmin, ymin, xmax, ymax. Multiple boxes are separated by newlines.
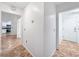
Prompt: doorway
<box><xmin>54</xmin><ymin>8</ymin><xmax>79</xmax><ymax>57</ymax></box>
<box><xmin>59</xmin><ymin>8</ymin><xmax>79</xmax><ymax>44</ymax></box>
<box><xmin>1</xmin><ymin>11</ymin><xmax>21</xmax><ymax>52</ymax></box>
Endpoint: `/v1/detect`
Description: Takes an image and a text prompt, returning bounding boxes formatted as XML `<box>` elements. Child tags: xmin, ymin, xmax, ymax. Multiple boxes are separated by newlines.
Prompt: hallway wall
<box><xmin>61</xmin><ymin>12</ymin><xmax>79</xmax><ymax>43</ymax></box>
<box><xmin>22</xmin><ymin>2</ymin><xmax>57</xmax><ymax>57</ymax></box>
<box><xmin>44</xmin><ymin>2</ymin><xmax>56</xmax><ymax>56</ymax></box>
<box><xmin>22</xmin><ymin>2</ymin><xmax>44</xmax><ymax>57</ymax></box>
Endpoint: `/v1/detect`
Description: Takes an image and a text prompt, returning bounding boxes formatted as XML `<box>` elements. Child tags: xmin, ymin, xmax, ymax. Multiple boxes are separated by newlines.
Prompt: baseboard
<box><xmin>50</xmin><ymin>48</ymin><xmax>56</xmax><ymax>57</ymax></box>
<box><xmin>22</xmin><ymin>43</ymin><xmax>35</xmax><ymax>57</ymax></box>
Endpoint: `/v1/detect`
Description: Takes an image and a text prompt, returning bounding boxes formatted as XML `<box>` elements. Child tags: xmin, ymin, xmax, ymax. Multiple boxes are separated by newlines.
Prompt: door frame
<box><xmin>56</xmin><ymin>8</ymin><xmax>79</xmax><ymax>49</ymax></box>
<box><xmin>0</xmin><ymin>10</ymin><xmax>21</xmax><ymax>37</ymax></box>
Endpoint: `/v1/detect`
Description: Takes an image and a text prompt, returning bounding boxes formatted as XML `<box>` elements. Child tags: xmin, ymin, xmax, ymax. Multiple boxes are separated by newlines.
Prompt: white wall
<box><xmin>62</xmin><ymin>12</ymin><xmax>79</xmax><ymax>43</ymax></box>
<box><xmin>22</xmin><ymin>2</ymin><xmax>44</xmax><ymax>57</ymax></box>
<box><xmin>11</xmin><ymin>16</ymin><xmax>17</xmax><ymax>35</ymax></box>
<box><xmin>22</xmin><ymin>2</ymin><xmax>57</xmax><ymax>57</ymax></box>
<box><xmin>44</xmin><ymin>2</ymin><xmax>56</xmax><ymax>56</ymax></box>
<box><xmin>63</xmin><ymin>14</ymin><xmax>76</xmax><ymax>42</ymax></box>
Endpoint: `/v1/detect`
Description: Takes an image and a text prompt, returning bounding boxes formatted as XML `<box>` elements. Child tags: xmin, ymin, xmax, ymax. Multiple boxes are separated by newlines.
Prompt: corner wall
<box><xmin>22</xmin><ymin>2</ymin><xmax>44</xmax><ymax>57</ymax></box>
<box><xmin>44</xmin><ymin>2</ymin><xmax>56</xmax><ymax>56</ymax></box>
<box><xmin>22</xmin><ymin>2</ymin><xmax>57</xmax><ymax>57</ymax></box>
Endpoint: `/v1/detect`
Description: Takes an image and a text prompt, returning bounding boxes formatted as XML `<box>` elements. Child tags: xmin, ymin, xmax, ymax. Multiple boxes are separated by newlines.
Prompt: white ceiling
<box><xmin>2</xmin><ymin>11</ymin><xmax>21</xmax><ymax>22</ymax></box>
<box><xmin>2</xmin><ymin>2</ymin><xmax>63</xmax><ymax>9</ymax></box>
<box><xmin>2</xmin><ymin>2</ymin><xmax>29</xmax><ymax>9</ymax></box>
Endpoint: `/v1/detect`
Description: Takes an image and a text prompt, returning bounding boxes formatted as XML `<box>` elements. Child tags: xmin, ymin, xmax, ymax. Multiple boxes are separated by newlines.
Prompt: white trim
<box><xmin>22</xmin><ymin>43</ymin><xmax>35</xmax><ymax>57</ymax></box>
<box><xmin>50</xmin><ymin>48</ymin><xmax>56</xmax><ymax>57</ymax></box>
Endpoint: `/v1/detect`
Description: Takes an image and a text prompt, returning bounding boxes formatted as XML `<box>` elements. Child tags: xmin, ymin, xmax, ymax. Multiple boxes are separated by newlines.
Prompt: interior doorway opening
<box><xmin>1</xmin><ymin>11</ymin><xmax>21</xmax><ymax>52</ymax></box>
<box><xmin>54</xmin><ymin>8</ymin><xmax>79</xmax><ymax>57</ymax></box>
<box><xmin>59</xmin><ymin>8</ymin><xmax>79</xmax><ymax>45</ymax></box>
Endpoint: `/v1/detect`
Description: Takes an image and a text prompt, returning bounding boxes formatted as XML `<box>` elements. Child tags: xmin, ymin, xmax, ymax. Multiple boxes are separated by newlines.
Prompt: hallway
<box><xmin>0</xmin><ymin>35</ymin><xmax>32</xmax><ymax>57</ymax></box>
<box><xmin>0</xmin><ymin>2</ymin><xmax>79</xmax><ymax>57</ymax></box>
<box><xmin>53</xmin><ymin>40</ymin><xmax>79</xmax><ymax>57</ymax></box>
